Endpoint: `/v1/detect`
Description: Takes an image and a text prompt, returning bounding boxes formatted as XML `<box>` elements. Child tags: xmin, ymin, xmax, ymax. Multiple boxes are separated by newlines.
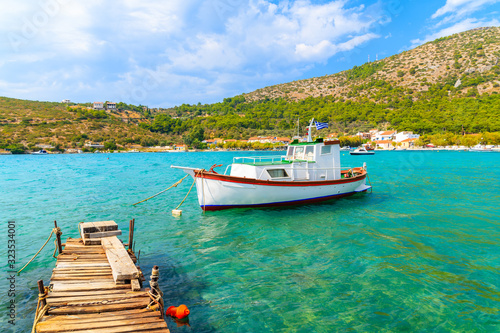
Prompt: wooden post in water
<box><xmin>128</xmin><ymin>218</ymin><xmax>135</xmax><ymax>251</ymax></box>
<box><xmin>54</xmin><ymin>220</ymin><xmax>62</xmax><ymax>255</ymax></box>
<box><xmin>37</xmin><ymin>280</ymin><xmax>46</xmax><ymax>308</ymax></box>
<box><xmin>150</xmin><ymin>265</ymin><xmax>163</xmax><ymax>318</ymax></box>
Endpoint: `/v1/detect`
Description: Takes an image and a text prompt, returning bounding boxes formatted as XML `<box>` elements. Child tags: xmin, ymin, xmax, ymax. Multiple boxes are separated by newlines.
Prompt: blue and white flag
<box><xmin>315</xmin><ymin>121</ymin><xmax>329</xmax><ymax>130</ymax></box>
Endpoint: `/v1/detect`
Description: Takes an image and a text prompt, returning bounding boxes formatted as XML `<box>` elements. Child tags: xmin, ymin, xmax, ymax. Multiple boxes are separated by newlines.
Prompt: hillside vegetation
<box><xmin>1</xmin><ymin>27</ymin><xmax>499</xmax><ymax>152</ymax></box>
<box><xmin>0</xmin><ymin>98</ymin><xmax>170</xmax><ymax>152</ymax></box>
<box><xmin>245</xmin><ymin>27</ymin><xmax>500</xmax><ymax>102</ymax></box>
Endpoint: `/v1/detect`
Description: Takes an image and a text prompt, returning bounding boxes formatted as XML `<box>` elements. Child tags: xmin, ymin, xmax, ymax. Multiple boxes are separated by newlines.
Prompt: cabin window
<box><xmin>305</xmin><ymin>146</ymin><xmax>314</xmax><ymax>161</ymax></box>
<box><xmin>294</xmin><ymin>146</ymin><xmax>305</xmax><ymax>160</ymax></box>
<box><xmin>321</xmin><ymin>145</ymin><xmax>332</xmax><ymax>155</ymax></box>
<box><xmin>286</xmin><ymin>146</ymin><xmax>294</xmax><ymax>159</ymax></box>
<box><xmin>267</xmin><ymin>169</ymin><xmax>289</xmax><ymax>178</ymax></box>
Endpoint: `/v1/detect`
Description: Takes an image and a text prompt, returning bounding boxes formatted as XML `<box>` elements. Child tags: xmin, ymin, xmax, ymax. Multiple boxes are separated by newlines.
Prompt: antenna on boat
<box><xmin>306</xmin><ymin>118</ymin><xmax>314</xmax><ymax>142</ymax></box>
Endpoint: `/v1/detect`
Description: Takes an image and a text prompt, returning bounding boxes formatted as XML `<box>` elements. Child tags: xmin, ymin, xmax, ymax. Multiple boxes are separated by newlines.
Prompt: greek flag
<box><xmin>315</xmin><ymin>121</ymin><xmax>329</xmax><ymax>130</ymax></box>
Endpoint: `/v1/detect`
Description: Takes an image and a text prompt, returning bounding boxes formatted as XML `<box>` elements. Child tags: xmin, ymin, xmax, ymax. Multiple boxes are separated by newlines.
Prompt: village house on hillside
<box><xmin>366</xmin><ymin>130</ymin><xmax>420</xmax><ymax>149</ymax></box>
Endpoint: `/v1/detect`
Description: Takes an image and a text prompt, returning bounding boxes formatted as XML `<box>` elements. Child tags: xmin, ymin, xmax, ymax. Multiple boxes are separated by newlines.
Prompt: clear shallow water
<box><xmin>1</xmin><ymin>150</ymin><xmax>499</xmax><ymax>332</ymax></box>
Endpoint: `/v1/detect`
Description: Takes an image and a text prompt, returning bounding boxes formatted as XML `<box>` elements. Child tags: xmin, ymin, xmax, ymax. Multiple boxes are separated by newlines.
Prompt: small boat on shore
<box><xmin>32</xmin><ymin>149</ymin><xmax>48</xmax><ymax>155</ymax></box>
<box><xmin>172</xmin><ymin>119</ymin><xmax>371</xmax><ymax>211</ymax></box>
<box><xmin>350</xmin><ymin>147</ymin><xmax>375</xmax><ymax>155</ymax></box>
<box><xmin>469</xmin><ymin>144</ymin><xmax>493</xmax><ymax>152</ymax></box>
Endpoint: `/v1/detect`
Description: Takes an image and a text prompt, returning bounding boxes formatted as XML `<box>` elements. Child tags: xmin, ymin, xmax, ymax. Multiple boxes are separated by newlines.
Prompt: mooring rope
<box><xmin>174</xmin><ymin>170</ymin><xmax>202</xmax><ymax>211</ymax></box>
<box><xmin>18</xmin><ymin>227</ymin><xmax>61</xmax><ymax>275</ymax></box>
<box><xmin>31</xmin><ymin>287</ymin><xmax>49</xmax><ymax>333</ymax></box>
<box><xmin>132</xmin><ymin>175</ymin><xmax>189</xmax><ymax>206</ymax></box>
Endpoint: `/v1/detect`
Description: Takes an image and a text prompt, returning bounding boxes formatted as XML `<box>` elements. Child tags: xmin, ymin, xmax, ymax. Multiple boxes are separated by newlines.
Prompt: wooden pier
<box><xmin>33</xmin><ymin>220</ymin><xmax>170</xmax><ymax>333</ymax></box>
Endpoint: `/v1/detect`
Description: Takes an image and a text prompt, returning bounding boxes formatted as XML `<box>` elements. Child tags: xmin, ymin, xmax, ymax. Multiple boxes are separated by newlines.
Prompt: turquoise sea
<box><xmin>1</xmin><ymin>150</ymin><xmax>499</xmax><ymax>332</ymax></box>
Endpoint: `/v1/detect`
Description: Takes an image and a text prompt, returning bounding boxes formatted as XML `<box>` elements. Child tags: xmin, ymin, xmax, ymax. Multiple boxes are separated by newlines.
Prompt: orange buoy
<box><xmin>166</xmin><ymin>304</ymin><xmax>190</xmax><ymax>319</ymax></box>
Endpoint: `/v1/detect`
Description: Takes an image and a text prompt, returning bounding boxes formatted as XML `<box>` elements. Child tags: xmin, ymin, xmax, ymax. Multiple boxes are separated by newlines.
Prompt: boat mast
<box><xmin>306</xmin><ymin>118</ymin><xmax>314</xmax><ymax>142</ymax></box>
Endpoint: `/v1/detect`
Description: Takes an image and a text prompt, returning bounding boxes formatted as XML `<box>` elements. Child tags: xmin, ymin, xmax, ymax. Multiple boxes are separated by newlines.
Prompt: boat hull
<box><xmin>189</xmin><ymin>171</ymin><xmax>370</xmax><ymax>211</ymax></box>
<box><xmin>350</xmin><ymin>152</ymin><xmax>374</xmax><ymax>155</ymax></box>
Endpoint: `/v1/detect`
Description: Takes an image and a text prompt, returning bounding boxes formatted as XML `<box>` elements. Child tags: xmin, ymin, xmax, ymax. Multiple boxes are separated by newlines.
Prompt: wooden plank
<box><xmin>51</xmin><ymin>282</ymin><xmax>131</xmax><ymax>292</ymax></box>
<box><xmin>47</xmin><ymin>295</ymin><xmax>150</xmax><ymax>308</ymax></box>
<box><xmin>101</xmin><ymin>236</ymin><xmax>139</xmax><ymax>282</ymax></box>
<box><xmin>37</xmin><ymin>316</ymin><xmax>167</xmax><ymax>333</ymax></box>
<box><xmin>53</xmin><ymin>322</ymin><xmax>169</xmax><ymax>333</ymax></box>
<box><xmin>48</xmin><ymin>289</ymin><xmax>143</xmax><ymax>298</ymax></box>
<box><xmin>48</xmin><ymin>298</ymin><xmax>150</xmax><ymax>315</ymax></box>
<box><xmin>51</xmin><ymin>273</ymin><xmax>113</xmax><ymax>279</ymax></box>
<box><xmin>131</xmin><ymin>279</ymin><xmax>141</xmax><ymax>291</ymax></box>
<box><xmin>86</xmin><ymin>230</ymin><xmax>122</xmax><ymax>239</ymax></box>
<box><xmin>80</xmin><ymin>221</ymin><xmax>118</xmax><ymax>235</ymax></box>
<box><xmin>39</xmin><ymin>308</ymin><xmax>154</xmax><ymax>322</ymax></box>
<box><xmin>47</xmin><ymin>291</ymin><xmax>149</xmax><ymax>304</ymax></box>
<box><xmin>37</xmin><ymin>312</ymin><xmax>163</xmax><ymax>331</ymax></box>
<box><xmin>55</xmin><ymin>262</ymin><xmax>111</xmax><ymax>268</ymax></box>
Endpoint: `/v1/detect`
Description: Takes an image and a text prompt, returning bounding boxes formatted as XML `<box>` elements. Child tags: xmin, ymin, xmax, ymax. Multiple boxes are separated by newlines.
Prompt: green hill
<box><xmin>1</xmin><ymin>27</ymin><xmax>500</xmax><ymax>152</ymax></box>
<box><xmin>0</xmin><ymin>97</ymin><xmax>171</xmax><ymax>153</ymax></box>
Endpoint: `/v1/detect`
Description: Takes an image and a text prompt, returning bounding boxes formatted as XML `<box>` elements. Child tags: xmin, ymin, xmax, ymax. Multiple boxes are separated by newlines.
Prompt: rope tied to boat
<box><xmin>17</xmin><ymin>227</ymin><xmax>61</xmax><ymax>275</ymax></box>
<box><xmin>174</xmin><ymin>169</ymin><xmax>203</xmax><ymax>211</ymax></box>
<box><xmin>132</xmin><ymin>175</ymin><xmax>189</xmax><ymax>206</ymax></box>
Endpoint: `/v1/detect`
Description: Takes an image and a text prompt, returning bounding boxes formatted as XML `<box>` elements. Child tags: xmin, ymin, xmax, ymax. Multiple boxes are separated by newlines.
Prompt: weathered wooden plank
<box><xmin>51</xmin><ymin>282</ymin><xmax>131</xmax><ymax>292</ymax></box>
<box><xmin>37</xmin><ymin>316</ymin><xmax>167</xmax><ymax>333</ymax></box>
<box><xmin>55</xmin><ymin>322</ymin><xmax>169</xmax><ymax>333</ymax></box>
<box><xmin>101</xmin><ymin>236</ymin><xmax>139</xmax><ymax>282</ymax></box>
<box><xmin>51</xmin><ymin>274</ymin><xmax>113</xmax><ymax>279</ymax></box>
<box><xmin>47</xmin><ymin>295</ymin><xmax>150</xmax><ymax>308</ymax></box>
<box><xmin>48</xmin><ymin>297</ymin><xmax>150</xmax><ymax>315</ymax></box>
<box><xmin>39</xmin><ymin>308</ymin><xmax>154</xmax><ymax>322</ymax></box>
<box><xmin>55</xmin><ymin>262</ymin><xmax>111</xmax><ymax>268</ymax></box>
<box><xmin>47</xmin><ymin>291</ymin><xmax>148</xmax><ymax>304</ymax></box>
<box><xmin>47</xmin><ymin>289</ymin><xmax>141</xmax><ymax>298</ymax></box>
<box><xmin>86</xmin><ymin>230</ymin><xmax>122</xmax><ymax>239</ymax></box>
<box><xmin>80</xmin><ymin>221</ymin><xmax>118</xmax><ymax>234</ymax></box>
<box><xmin>131</xmin><ymin>279</ymin><xmax>141</xmax><ymax>291</ymax></box>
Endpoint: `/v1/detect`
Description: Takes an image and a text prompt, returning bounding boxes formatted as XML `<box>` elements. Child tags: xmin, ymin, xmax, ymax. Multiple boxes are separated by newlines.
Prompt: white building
<box><xmin>62</xmin><ymin>99</ymin><xmax>71</xmax><ymax>104</ymax></box>
<box><xmin>374</xmin><ymin>131</ymin><xmax>397</xmax><ymax>141</ymax></box>
<box><xmin>394</xmin><ymin>131</ymin><xmax>420</xmax><ymax>142</ymax></box>
<box><xmin>93</xmin><ymin>102</ymin><xmax>104</xmax><ymax>110</ymax></box>
<box><xmin>84</xmin><ymin>142</ymin><xmax>104</xmax><ymax>149</ymax></box>
<box><xmin>107</xmin><ymin>102</ymin><xmax>116</xmax><ymax>110</ymax></box>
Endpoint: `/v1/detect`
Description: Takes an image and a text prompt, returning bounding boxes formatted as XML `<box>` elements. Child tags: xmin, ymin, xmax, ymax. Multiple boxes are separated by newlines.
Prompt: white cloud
<box><xmin>410</xmin><ymin>18</ymin><xmax>500</xmax><ymax>47</ymax></box>
<box><xmin>0</xmin><ymin>0</ymin><xmax>389</xmax><ymax>106</ymax></box>
<box><xmin>432</xmin><ymin>0</ymin><xmax>500</xmax><ymax>19</ymax></box>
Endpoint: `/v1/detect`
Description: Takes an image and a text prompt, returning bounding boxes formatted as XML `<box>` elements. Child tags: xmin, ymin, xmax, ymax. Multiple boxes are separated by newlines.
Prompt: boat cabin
<box><xmin>230</xmin><ymin>138</ymin><xmax>341</xmax><ymax>181</ymax></box>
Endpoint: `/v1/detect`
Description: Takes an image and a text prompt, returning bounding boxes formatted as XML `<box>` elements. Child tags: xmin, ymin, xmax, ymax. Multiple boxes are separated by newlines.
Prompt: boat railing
<box><xmin>233</xmin><ymin>155</ymin><xmax>287</xmax><ymax>165</ymax></box>
<box><xmin>255</xmin><ymin>166</ymin><xmax>363</xmax><ymax>181</ymax></box>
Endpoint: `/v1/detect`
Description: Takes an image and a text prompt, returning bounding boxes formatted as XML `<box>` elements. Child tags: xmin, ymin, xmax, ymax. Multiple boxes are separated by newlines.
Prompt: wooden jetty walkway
<box><xmin>33</xmin><ymin>220</ymin><xmax>170</xmax><ymax>333</ymax></box>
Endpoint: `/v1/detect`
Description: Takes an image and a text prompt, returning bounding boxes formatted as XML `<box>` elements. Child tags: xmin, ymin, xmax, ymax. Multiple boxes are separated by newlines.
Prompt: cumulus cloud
<box><xmin>409</xmin><ymin>0</ymin><xmax>500</xmax><ymax>49</ymax></box>
<box><xmin>410</xmin><ymin>18</ymin><xmax>500</xmax><ymax>47</ymax></box>
<box><xmin>432</xmin><ymin>0</ymin><xmax>500</xmax><ymax>19</ymax></box>
<box><xmin>0</xmin><ymin>0</ymin><xmax>389</xmax><ymax>106</ymax></box>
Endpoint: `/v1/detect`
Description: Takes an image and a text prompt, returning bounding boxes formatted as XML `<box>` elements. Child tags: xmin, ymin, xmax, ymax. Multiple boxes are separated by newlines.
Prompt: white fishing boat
<box><xmin>32</xmin><ymin>149</ymin><xmax>48</xmax><ymax>155</ymax></box>
<box><xmin>172</xmin><ymin>119</ymin><xmax>371</xmax><ymax>211</ymax></box>
<box><xmin>350</xmin><ymin>147</ymin><xmax>375</xmax><ymax>155</ymax></box>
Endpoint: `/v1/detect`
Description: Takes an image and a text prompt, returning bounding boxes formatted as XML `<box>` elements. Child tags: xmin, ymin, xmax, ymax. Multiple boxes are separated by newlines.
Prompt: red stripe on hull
<box><xmin>195</xmin><ymin>170</ymin><xmax>367</xmax><ymax>187</ymax></box>
<box><xmin>202</xmin><ymin>190</ymin><xmax>367</xmax><ymax>211</ymax></box>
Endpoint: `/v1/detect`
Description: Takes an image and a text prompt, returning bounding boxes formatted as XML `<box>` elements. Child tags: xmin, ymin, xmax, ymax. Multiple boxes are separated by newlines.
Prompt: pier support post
<box><xmin>54</xmin><ymin>220</ymin><xmax>62</xmax><ymax>255</ymax></box>
<box><xmin>150</xmin><ymin>265</ymin><xmax>164</xmax><ymax>318</ymax></box>
<box><xmin>37</xmin><ymin>280</ymin><xmax>47</xmax><ymax>308</ymax></box>
<box><xmin>128</xmin><ymin>218</ymin><xmax>135</xmax><ymax>251</ymax></box>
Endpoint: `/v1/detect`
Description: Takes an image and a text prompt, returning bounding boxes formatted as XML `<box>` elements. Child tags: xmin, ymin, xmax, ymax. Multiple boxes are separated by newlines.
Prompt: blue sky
<box><xmin>1</xmin><ymin>0</ymin><xmax>499</xmax><ymax>107</ymax></box>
